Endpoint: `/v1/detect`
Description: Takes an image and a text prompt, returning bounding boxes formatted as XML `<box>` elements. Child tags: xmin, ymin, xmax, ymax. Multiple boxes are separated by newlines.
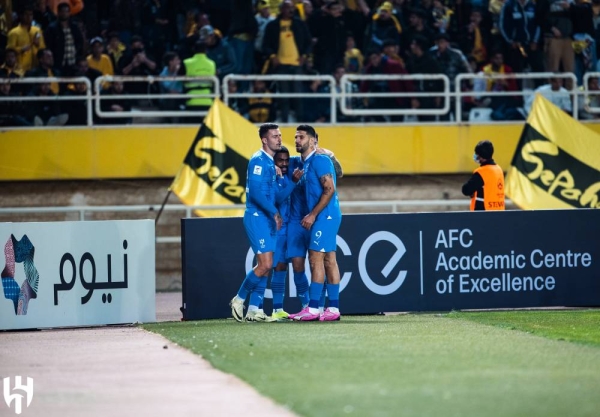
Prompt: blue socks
<box><xmin>248</xmin><ymin>276</ymin><xmax>267</xmax><ymax>308</ymax></box>
<box><xmin>294</xmin><ymin>271</ymin><xmax>310</xmax><ymax>306</ymax></box>
<box><xmin>319</xmin><ymin>281</ymin><xmax>327</xmax><ymax>309</ymax></box>
<box><xmin>237</xmin><ymin>270</ymin><xmax>261</xmax><ymax>300</ymax></box>
<box><xmin>271</xmin><ymin>270</ymin><xmax>286</xmax><ymax>310</ymax></box>
<box><xmin>327</xmin><ymin>283</ymin><xmax>340</xmax><ymax>308</ymax></box>
<box><xmin>308</xmin><ymin>282</ymin><xmax>324</xmax><ymax>309</ymax></box>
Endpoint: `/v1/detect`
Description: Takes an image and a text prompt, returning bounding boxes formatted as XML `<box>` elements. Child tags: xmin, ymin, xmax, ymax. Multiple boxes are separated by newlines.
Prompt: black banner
<box><xmin>181</xmin><ymin>210</ymin><xmax>600</xmax><ymax>320</ymax></box>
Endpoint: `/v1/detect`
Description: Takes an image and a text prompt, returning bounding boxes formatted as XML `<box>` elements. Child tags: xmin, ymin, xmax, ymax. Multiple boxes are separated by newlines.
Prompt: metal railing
<box><xmin>455</xmin><ymin>72</ymin><xmax>578</xmax><ymax>123</ymax></box>
<box><xmin>582</xmin><ymin>72</ymin><xmax>600</xmax><ymax>115</ymax></box>
<box><xmin>222</xmin><ymin>73</ymin><xmax>337</xmax><ymax>122</ymax></box>
<box><xmin>93</xmin><ymin>75</ymin><xmax>220</xmax><ymax>119</ymax></box>
<box><xmin>339</xmin><ymin>73</ymin><xmax>451</xmax><ymax>117</ymax></box>
<box><xmin>0</xmin><ymin>76</ymin><xmax>93</xmax><ymax>126</ymax></box>
<box><xmin>2</xmin><ymin>73</ymin><xmax>599</xmax><ymax>127</ymax></box>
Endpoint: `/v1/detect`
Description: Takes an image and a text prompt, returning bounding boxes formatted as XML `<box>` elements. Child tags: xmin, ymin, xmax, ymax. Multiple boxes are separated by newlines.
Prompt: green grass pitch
<box><xmin>143</xmin><ymin>310</ymin><xmax>600</xmax><ymax>417</ymax></box>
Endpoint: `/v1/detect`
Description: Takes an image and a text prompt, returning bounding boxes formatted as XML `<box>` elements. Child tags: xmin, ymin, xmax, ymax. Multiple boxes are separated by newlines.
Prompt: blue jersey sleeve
<box><xmin>312</xmin><ymin>155</ymin><xmax>335</xmax><ymax>183</ymax></box>
<box><xmin>247</xmin><ymin>157</ymin><xmax>278</xmax><ymax>218</ymax></box>
<box><xmin>276</xmin><ymin>176</ymin><xmax>296</xmax><ymax>205</ymax></box>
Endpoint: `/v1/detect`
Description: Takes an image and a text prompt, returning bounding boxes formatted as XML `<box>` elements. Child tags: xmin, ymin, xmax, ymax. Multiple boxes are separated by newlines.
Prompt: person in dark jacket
<box><xmin>536</xmin><ymin>0</ymin><xmax>575</xmax><ymax>88</ymax></box>
<box><xmin>406</xmin><ymin>35</ymin><xmax>444</xmax><ymax>122</ymax></box>
<box><xmin>43</xmin><ymin>3</ymin><xmax>84</xmax><ymax>75</ymax></box>
<box><xmin>229</xmin><ymin>0</ymin><xmax>258</xmax><ymax>76</ymax></box>
<box><xmin>308</xmin><ymin>1</ymin><xmax>347</xmax><ymax>76</ymax></box>
<box><xmin>499</xmin><ymin>0</ymin><xmax>544</xmax><ymax>81</ymax></box>
<box><xmin>361</xmin><ymin>47</ymin><xmax>414</xmax><ymax>121</ymax></box>
<box><xmin>262</xmin><ymin>0</ymin><xmax>312</xmax><ymax>122</ymax></box>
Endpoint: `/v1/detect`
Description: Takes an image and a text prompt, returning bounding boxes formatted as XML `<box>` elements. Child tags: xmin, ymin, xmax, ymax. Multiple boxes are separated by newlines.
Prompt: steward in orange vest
<box><xmin>462</xmin><ymin>140</ymin><xmax>505</xmax><ymax>211</ymax></box>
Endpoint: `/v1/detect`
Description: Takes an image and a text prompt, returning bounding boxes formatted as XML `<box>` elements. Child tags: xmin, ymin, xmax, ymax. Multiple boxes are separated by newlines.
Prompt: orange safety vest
<box><xmin>470</xmin><ymin>164</ymin><xmax>505</xmax><ymax>211</ymax></box>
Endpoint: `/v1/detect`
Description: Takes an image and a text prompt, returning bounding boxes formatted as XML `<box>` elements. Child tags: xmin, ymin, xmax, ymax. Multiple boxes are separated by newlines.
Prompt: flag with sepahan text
<box><xmin>170</xmin><ymin>99</ymin><xmax>292</xmax><ymax>217</ymax></box>
<box><xmin>506</xmin><ymin>94</ymin><xmax>600</xmax><ymax>209</ymax></box>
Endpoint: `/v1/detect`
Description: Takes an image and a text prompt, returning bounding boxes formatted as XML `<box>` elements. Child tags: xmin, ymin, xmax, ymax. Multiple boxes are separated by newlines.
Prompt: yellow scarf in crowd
<box><xmin>483</xmin><ymin>63</ymin><xmax>504</xmax><ymax>91</ymax></box>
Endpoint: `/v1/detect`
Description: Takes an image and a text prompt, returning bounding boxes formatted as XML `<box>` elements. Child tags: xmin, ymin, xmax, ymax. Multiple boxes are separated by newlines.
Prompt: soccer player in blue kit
<box><xmin>230</xmin><ymin>123</ymin><xmax>284</xmax><ymax>322</ymax></box>
<box><xmin>288</xmin><ymin>125</ymin><xmax>343</xmax><ymax>322</ymax></box>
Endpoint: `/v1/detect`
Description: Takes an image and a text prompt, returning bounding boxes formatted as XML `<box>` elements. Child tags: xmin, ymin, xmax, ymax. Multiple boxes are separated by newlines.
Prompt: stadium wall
<box><xmin>5</xmin><ymin>123</ymin><xmax>597</xmax><ymax>181</ymax></box>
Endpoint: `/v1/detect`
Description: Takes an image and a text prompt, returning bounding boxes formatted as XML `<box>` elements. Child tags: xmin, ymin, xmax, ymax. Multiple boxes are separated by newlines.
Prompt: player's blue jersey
<box><xmin>303</xmin><ymin>153</ymin><xmax>341</xmax><ymax>220</ymax></box>
<box><xmin>245</xmin><ymin>150</ymin><xmax>279</xmax><ymax>218</ymax></box>
<box><xmin>276</xmin><ymin>175</ymin><xmax>291</xmax><ymax>225</ymax></box>
<box><xmin>287</xmin><ymin>156</ymin><xmax>309</xmax><ymax>220</ymax></box>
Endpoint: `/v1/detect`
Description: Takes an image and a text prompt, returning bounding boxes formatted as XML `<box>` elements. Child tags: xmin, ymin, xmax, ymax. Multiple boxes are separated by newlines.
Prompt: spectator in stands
<box><xmin>499</xmin><ymin>0</ymin><xmax>544</xmax><ymax>83</ymax></box>
<box><xmin>47</xmin><ymin>0</ymin><xmax>84</xmax><ymax>17</ymax></box>
<box><xmin>331</xmin><ymin>63</ymin><xmax>361</xmax><ymax>122</ymax></box>
<box><xmin>32</xmin><ymin>1</ymin><xmax>54</xmax><ymax>34</ymax></box>
<box><xmin>183</xmin><ymin>40</ymin><xmax>216</xmax><ymax>121</ymax></box>
<box><xmin>108</xmin><ymin>0</ymin><xmax>141</xmax><ymax>46</ymax></box>
<box><xmin>7</xmin><ymin>6</ymin><xmax>46</xmax><ymax>72</ymax></box>
<box><xmin>106</xmin><ymin>31</ymin><xmax>126</xmax><ymax>72</ymax></box>
<box><xmin>141</xmin><ymin>0</ymin><xmax>171</xmax><ymax>64</ymax></box>
<box><xmin>255</xmin><ymin>0</ymin><xmax>275</xmax><ymax>71</ymax></box>
<box><xmin>383</xmin><ymin>38</ymin><xmax>405</xmax><ymax>67</ymax></box>
<box><xmin>226</xmin><ymin>79</ymin><xmax>249</xmax><ymax>117</ymax></box>
<box><xmin>247</xmin><ymin>79</ymin><xmax>276</xmax><ymax>123</ymax></box>
<box><xmin>64</xmin><ymin>79</ymin><xmax>90</xmax><ymax>125</ymax></box>
<box><xmin>100</xmin><ymin>80</ymin><xmax>131</xmax><ymax>124</ymax></box>
<box><xmin>364</xmin><ymin>2</ymin><xmax>402</xmax><ymax>54</ymax></box>
<box><xmin>0</xmin><ymin>73</ymin><xmax>30</xmax><ymax>127</ymax></box>
<box><xmin>431</xmin><ymin>0</ymin><xmax>453</xmax><ymax>34</ymax></box>
<box><xmin>402</xmin><ymin>8</ymin><xmax>435</xmax><ymax>54</ymax></box>
<box><xmin>459</xmin><ymin>8</ymin><xmax>488</xmax><ymax>67</ymax></box>
<box><xmin>361</xmin><ymin>46</ymin><xmax>413</xmax><ymax>121</ymax></box>
<box><xmin>344</xmin><ymin>34</ymin><xmax>364</xmax><ymax>74</ymax></box>
<box><xmin>1</xmin><ymin>48</ymin><xmax>24</xmax><ymax>78</ymax></box>
<box><xmin>479</xmin><ymin>51</ymin><xmax>524</xmax><ymax>120</ymax></box>
<box><xmin>571</xmin><ymin>0</ymin><xmax>596</xmax><ymax>85</ymax></box>
<box><xmin>25</xmin><ymin>49</ymin><xmax>60</xmax><ymax>95</ymax></box>
<box><xmin>200</xmin><ymin>25</ymin><xmax>237</xmax><ymax>80</ymax></box>
<box><xmin>535</xmin><ymin>0</ymin><xmax>575</xmax><ymax>89</ymax></box>
<box><xmin>406</xmin><ymin>34</ymin><xmax>444</xmax><ymax>121</ymax></box>
<box><xmin>229</xmin><ymin>0</ymin><xmax>258</xmax><ymax>77</ymax></box>
<box><xmin>44</xmin><ymin>2</ymin><xmax>84</xmax><ymax>75</ymax></box>
<box><xmin>430</xmin><ymin>33</ymin><xmax>472</xmax><ymax>89</ymax></box>
<box><xmin>262</xmin><ymin>0</ymin><xmax>312</xmax><ymax>122</ymax></box>
<box><xmin>578</xmin><ymin>76</ymin><xmax>600</xmax><ymax>119</ymax></box>
<box><xmin>157</xmin><ymin>51</ymin><xmax>184</xmax><ymax>121</ymax></box>
<box><xmin>118</xmin><ymin>35</ymin><xmax>157</xmax><ymax>96</ymax></box>
<box><xmin>308</xmin><ymin>1</ymin><xmax>347</xmax><ymax>76</ymax></box>
<box><xmin>26</xmin><ymin>82</ymin><xmax>69</xmax><ymax>126</ymax></box>
<box><xmin>524</xmin><ymin>76</ymin><xmax>572</xmax><ymax>114</ymax></box>
<box><xmin>87</xmin><ymin>37</ymin><xmax>114</xmax><ymax>77</ymax></box>
<box><xmin>75</xmin><ymin>55</ymin><xmax>103</xmax><ymax>86</ymax></box>
<box><xmin>488</xmin><ymin>0</ymin><xmax>507</xmax><ymax>52</ymax></box>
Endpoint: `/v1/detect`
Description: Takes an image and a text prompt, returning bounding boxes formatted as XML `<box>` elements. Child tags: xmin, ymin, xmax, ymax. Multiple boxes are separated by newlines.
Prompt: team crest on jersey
<box><xmin>259</xmin><ymin>239</ymin><xmax>265</xmax><ymax>248</ymax></box>
<box><xmin>253</xmin><ymin>166</ymin><xmax>262</xmax><ymax>175</ymax></box>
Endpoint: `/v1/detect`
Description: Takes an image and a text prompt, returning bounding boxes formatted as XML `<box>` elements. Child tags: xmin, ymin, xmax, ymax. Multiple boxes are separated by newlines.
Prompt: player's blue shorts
<box><xmin>308</xmin><ymin>216</ymin><xmax>341</xmax><ymax>253</ymax></box>
<box><xmin>243</xmin><ymin>212</ymin><xmax>277</xmax><ymax>254</ymax></box>
<box><xmin>274</xmin><ymin>224</ymin><xmax>288</xmax><ymax>265</ymax></box>
<box><xmin>287</xmin><ymin>219</ymin><xmax>310</xmax><ymax>258</ymax></box>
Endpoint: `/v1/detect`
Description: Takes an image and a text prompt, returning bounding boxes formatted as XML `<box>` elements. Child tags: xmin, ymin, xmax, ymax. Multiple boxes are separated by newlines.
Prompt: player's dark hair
<box><xmin>258</xmin><ymin>123</ymin><xmax>279</xmax><ymax>139</ymax></box>
<box><xmin>475</xmin><ymin>140</ymin><xmax>494</xmax><ymax>160</ymax></box>
<box><xmin>296</xmin><ymin>124</ymin><xmax>316</xmax><ymax>138</ymax></box>
<box><xmin>275</xmin><ymin>145</ymin><xmax>289</xmax><ymax>157</ymax></box>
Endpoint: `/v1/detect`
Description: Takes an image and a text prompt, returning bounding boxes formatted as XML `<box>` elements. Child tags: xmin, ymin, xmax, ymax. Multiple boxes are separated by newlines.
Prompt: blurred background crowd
<box><xmin>1</xmin><ymin>0</ymin><xmax>600</xmax><ymax>127</ymax></box>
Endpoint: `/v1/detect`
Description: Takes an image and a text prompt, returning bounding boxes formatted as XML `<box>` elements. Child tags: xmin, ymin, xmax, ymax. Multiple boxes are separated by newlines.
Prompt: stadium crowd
<box><xmin>1</xmin><ymin>0</ymin><xmax>600</xmax><ymax>127</ymax></box>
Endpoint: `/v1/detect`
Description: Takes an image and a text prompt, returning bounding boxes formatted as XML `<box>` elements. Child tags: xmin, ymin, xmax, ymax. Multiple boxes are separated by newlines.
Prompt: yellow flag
<box><xmin>170</xmin><ymin>99</ymin><xmax>294</xmax><ymax>217</ymax></box>
<box><xmin>505</xmin><ymin>94</ymin><xmax>600</xmax><ymax>209</ymax></box>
